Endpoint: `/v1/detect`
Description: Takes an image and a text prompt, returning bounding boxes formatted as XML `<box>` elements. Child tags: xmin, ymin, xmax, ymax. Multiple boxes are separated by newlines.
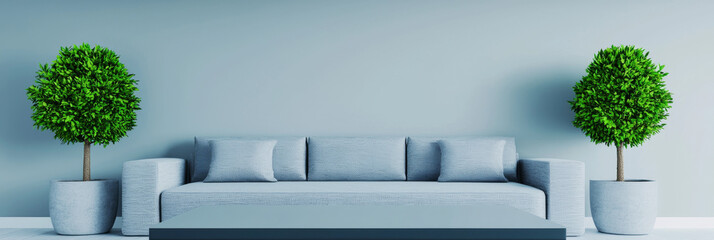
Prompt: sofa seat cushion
<box><xmin>161</xmin><ymin>182</ymin><xmax>545</xmax><ymax>221</ymax></box>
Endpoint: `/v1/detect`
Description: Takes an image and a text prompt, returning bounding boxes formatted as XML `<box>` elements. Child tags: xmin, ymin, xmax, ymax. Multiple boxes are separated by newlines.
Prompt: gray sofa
<box><xmin>121</xmin><ymin>137</ymin><xmax>584</xmax><ymax>236</ymax></box>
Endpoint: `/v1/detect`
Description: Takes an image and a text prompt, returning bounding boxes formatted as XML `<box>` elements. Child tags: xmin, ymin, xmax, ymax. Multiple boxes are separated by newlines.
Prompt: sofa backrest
<box><xmin>307</xmin><ymin>137</ymin><xmax>407</xmax><ymax>181</ymax></box>
<box><xmin>192</xmin><ymin>136</ymin><xmax>517</xmax><ymax>182</ymax></box>
<box><xmin>406</xmin><ymin>137</ymin><xmax>518</xmax><ymax>181</ymax></box>
<box><xmin>192</xmin><ymin>137</ymin><xmax>307</xmax><ymax>182</ymax></box>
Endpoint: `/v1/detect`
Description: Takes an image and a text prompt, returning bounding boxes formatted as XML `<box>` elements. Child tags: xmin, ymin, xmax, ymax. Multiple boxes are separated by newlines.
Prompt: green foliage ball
<box><xmin>570</xmin><ymin>45</ymin><xmax>672</xmax><ymax>148</ymax></box>
<box><xmin>27</xmin><ymin>43</ymin><xmax>141</xmax><ymax>146</ymax></box>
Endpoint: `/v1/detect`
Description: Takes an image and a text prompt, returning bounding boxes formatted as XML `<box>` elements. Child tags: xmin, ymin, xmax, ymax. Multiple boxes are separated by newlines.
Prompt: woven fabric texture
<box><xmin>193</xmin><ymin>137</ymin><xmax>307</xmax><ymax>182</ymax></box>
<box><xmin>407</xmin><ymin>137</ymin><xmax>518</xmax><ymax>181</ymax></box>
<box><xmin>161</xmin><ymin>181</ymin><xmax>545</xmax><ymax>221</ymax></box>
<box><xmin>437</xmin><ymin>139</ymin><xmax>508</xmax><ymax>182</ymax></box>
<box><xmin>519</xmin><ymin>158</ymin><xmax>585</xmax><ymax>236</ymax></box>
<box><xmin>121</xmin><ymin>158</ymin><xmax>185</xmax><ymax>235</ymax></box>
<box><xmin>307</xmin><ymin>137</ymin><xmax>406</xmax><ymax>181</ymax></box>
<box><xmin>204</xmin><ymin>140</ymin><xmax>277</xmax><ymax>182</ymax></box>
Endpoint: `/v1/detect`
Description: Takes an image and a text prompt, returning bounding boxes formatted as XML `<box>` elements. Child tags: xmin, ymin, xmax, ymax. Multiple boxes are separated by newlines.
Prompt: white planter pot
<box><xmin>590</xmin><ymin>180</ymin><xmax>657</xmax><ymax>235</ymax></box>
<box><xmin>49</xmin><ymin>179</ymin><xmax>118</xmax><ymax>235</ymax></box>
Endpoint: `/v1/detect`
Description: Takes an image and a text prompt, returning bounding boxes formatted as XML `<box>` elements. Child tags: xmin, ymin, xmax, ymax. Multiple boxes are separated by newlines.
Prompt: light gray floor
<box><xmin>1</xmin><ymin>228</ymin><xmax>714</xmax><ymax>240</ymax></box>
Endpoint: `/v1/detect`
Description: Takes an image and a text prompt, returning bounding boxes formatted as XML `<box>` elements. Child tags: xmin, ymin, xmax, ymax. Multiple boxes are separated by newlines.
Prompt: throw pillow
<box><xmin>437</xmin><ymin>139</ymin><xmax>508</xmax><ymax>182</ymax></box>
<box><xmin>204</xmin><ymin>139</ymin><xmax>278</xmax><ymax>182</ymax></box>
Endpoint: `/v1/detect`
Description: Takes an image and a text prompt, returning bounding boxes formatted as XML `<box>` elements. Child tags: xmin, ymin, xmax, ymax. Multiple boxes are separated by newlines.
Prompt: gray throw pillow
<box><xmin>204</xmin><ymin>140</ymin><xmax>278</xmax><ymax>182</ymax></box>
<box><xmin>437</xmin><ymin>139</ymin><xmax>508</xmax><ymax>182</ymax></box>
<box><xmin>193</xmin><ymin>137</ymin><xmax>307</xmax><ymax>182</ymax></box>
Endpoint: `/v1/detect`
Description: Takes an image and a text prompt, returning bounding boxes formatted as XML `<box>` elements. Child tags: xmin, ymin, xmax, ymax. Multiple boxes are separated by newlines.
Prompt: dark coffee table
<box><xmin>150</xmin><ymin>204</ymin><xmax>564</xmax><ymax>240</ymax></box>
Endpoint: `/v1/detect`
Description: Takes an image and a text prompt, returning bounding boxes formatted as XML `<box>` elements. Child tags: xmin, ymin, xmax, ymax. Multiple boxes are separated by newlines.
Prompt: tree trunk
<box><xmin>83</xmin><ymin>140</ymin><xmax>91</xmax><ymax>181</ymax></box>
<box><xmin>616</xmin><ymin>143</ymin><xmax>624</xmax><ymax>182</ymax></box>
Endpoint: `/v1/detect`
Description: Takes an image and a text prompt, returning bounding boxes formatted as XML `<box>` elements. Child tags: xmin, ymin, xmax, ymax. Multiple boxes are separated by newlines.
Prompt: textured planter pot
<box><xmin>49</xmin><ymin>179</ymin><xmax>118</xmax><ymax>235</ymax></box>
<box><xmin>590</xmin><ymin>180</ymin><xmax>657</xmax><ymax>235</ymax></box>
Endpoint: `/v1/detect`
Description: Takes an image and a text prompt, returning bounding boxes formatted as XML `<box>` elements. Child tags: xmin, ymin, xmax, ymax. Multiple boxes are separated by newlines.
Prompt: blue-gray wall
<box><xmin>1</xmin><ymin>0</ymin><xmax>713</xmax><ymax>217</ymax></box>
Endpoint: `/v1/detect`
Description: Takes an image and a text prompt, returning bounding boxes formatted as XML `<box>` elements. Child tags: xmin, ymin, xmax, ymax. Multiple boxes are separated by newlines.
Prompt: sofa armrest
<box><xmin>519</xmin><ymin>158</ymin><xmax>584</xmax><ymax>236</ymax></box>
<box><xmin>121</xmin><ymin>158</ymin><xmax>185</xmax><ymax>236</ymax></box>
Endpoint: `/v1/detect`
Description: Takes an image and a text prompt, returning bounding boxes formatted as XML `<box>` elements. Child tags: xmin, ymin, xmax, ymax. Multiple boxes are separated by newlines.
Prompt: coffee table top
<box><xmin>152</xmin><ymin>204</ymin><xmax>562</xmax><ymax>230</ymax></box>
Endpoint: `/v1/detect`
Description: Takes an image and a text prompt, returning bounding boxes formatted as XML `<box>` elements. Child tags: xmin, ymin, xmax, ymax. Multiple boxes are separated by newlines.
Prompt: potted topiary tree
<box><xmin>27</xmin><ymin>43</ymin><xmax>140</xmax><ymax>235</ymax></box>
<box><xmin>569</xmin><ymin>45</ymin><xmax>672</xmax><ymax>235</ymax></box>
